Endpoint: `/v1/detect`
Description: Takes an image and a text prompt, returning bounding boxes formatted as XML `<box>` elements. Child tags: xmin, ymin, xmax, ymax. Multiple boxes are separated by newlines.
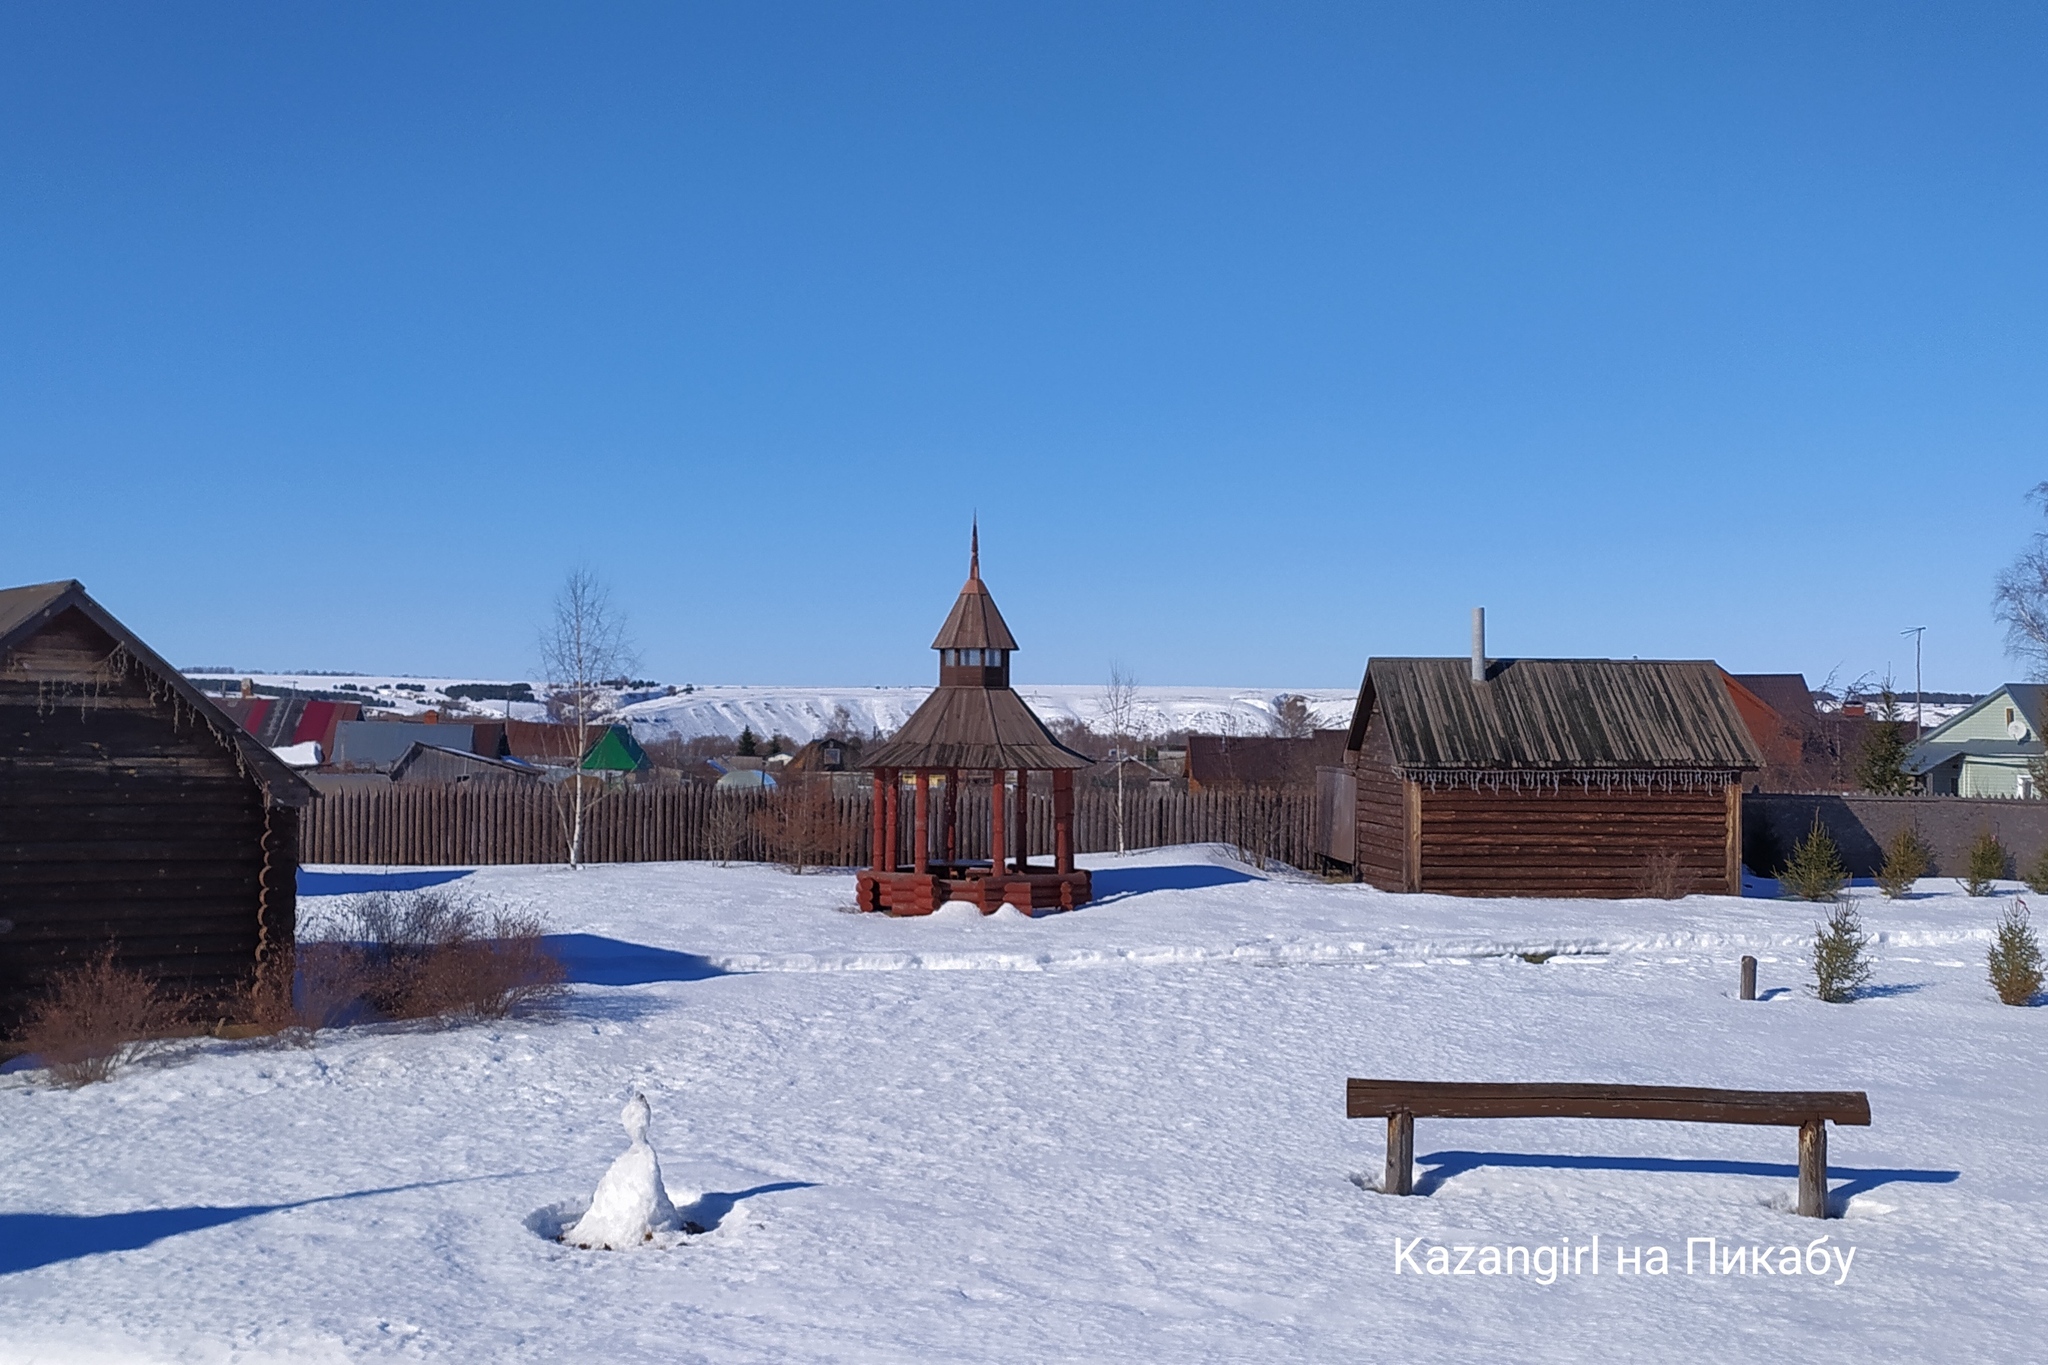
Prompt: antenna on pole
<box><xmin>1902</xmin><ymin>626</ymin><xmax>1926</xmax><ymax>738</ymax></box>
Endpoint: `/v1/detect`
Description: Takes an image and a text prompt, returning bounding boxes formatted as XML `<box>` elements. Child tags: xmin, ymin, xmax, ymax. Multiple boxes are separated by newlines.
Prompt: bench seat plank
<box><xmin>1346</xmin><ymin>1079</ymin><xmax>1871</xmax><ymax>1127</ymax></box>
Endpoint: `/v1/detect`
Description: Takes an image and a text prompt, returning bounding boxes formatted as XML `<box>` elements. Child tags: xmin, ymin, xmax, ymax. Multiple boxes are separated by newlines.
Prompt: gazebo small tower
<box><xmin>856</xmin><ymin>528</ymin><xmax>1093</xmax><ymax>915</ymax></box>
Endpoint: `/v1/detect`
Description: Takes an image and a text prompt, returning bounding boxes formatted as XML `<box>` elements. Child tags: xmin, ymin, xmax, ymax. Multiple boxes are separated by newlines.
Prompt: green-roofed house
<box><xmin>579</xmin><ymin>724</ymin><xmax>650</xmax><ymax>775</ymax></box>
<box><xmin>1906</xmin><ymin>685</ymin><xmax>2044</xmax><ymax>797</ymax></box>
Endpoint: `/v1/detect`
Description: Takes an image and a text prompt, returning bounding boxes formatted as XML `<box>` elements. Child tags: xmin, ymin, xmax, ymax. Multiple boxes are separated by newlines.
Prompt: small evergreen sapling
<box><xmin>2024</xmin><ymin>844</ymin><xmax>2048</xmax><ymax>896</ymax></box>
<box><xmin>1987</xmin><ymin>900</ymin><xmax>2044</xmax><ymax>1005</ymax></box>
<box><xmin>1875</xmin><ymin>827</ymin><xmax>1932</xmax><ymax>899</ymax></box>
<box><xmin>1779</xmin><ymin>815</ymin><xmax>1847</xmax><ymax>902</ymax></box>
<box><xmin>1854</xmin><ymin>690</ymin><xmax>1916</xmax><ymax>795</ymax></box>
<box><xmin>1811</xmin><ymin>902</ymin><xmax>1873</xmax><ymax>1003</ymax></box>
<box><xmin>1963</xmin><ymin>831</ymin><xmax>2009</xmax><ymax>896</ymax></box>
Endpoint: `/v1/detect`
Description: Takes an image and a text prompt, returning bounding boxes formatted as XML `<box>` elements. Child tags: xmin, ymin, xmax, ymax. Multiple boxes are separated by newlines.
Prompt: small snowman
<box><xmin>563</xmin><ymin>1093</ymin><xmax>683</xmax><ymax>1249</ymax></box>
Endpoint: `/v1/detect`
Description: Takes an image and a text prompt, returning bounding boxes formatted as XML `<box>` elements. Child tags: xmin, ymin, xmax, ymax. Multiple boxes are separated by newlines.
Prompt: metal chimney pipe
<box><xmin>1470</xmin><ymin>607</ymin><xmax>1486</xmax><ymax>683</ymax></box>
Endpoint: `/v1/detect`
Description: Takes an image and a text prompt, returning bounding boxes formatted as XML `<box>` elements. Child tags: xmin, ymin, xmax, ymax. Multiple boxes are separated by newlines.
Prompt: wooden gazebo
<box><xmin>855</xmin><ymin>533</ymin><xmax>1093</xmax><ymax>915</ymax></box>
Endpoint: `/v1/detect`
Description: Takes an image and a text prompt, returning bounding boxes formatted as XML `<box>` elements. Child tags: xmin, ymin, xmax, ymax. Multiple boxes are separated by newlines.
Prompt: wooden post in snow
<box><xmin>1798</xmin><ymin>1119</ymin><xmax>1829</xmax><ymax>1218</ymax></box>
<box><xmin>1385</xmin><ymin>1111</ymin><xmax>1415</xmax><ymax>1196</ymax></box>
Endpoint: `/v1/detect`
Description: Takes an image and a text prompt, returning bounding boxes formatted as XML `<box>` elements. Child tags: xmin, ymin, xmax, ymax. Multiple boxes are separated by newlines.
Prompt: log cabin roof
<box><xmin>1186</xmin><ymin>731</ymin><xmax>1349</xmax><ymax>788</ymax></box>
<box><xmin>1727</xmin><ymin>672</ymin><xmax>1817</xmax><ymax>724</ymax></box>
<box><xmin>0</xmin><ymin>578</ymin><xmax>317</xmax><ymax>806</ymax></box>
<box><xmin>1348</xmin><ymin>657</ymin><xmax>1764</xmax><ymax>772</ymax></box>
<box><xmin>859</xmin><ymin>685</ymin><xmax>1091</xmax><ymax>771</ymax></box>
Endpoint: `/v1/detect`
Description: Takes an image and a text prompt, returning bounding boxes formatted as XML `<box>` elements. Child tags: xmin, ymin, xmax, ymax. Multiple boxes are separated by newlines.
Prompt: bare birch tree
<box><xmin>1102</xmin><ymin>662</ymin><xmax>1139</xmax><ymax>855</ymax></box>
<box><xmin>1995</xmin><ymin>482</ymin><xmax>2048</xmax><ymax>679</ymax></box>
<box><xmin>539</xmin><ymin>569</ymin><xmax>635</xmax><ymax>869</ymax></box>
<box><xmin>1272</xmin><ymin>693</ymin><xmax>1315</xmax><ymax>739</ymax></box>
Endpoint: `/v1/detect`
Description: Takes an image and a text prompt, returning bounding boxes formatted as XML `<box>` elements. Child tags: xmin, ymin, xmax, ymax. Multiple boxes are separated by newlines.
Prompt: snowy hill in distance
<box><xmin>616</xmin><ymin>684</ymin><xmax>1358</xmax><ymax>744</ymax></box>
<box><xmin>182</xmin><ymin>671</ymin><xmax>1358</xmax><ymax>742</ymax></box>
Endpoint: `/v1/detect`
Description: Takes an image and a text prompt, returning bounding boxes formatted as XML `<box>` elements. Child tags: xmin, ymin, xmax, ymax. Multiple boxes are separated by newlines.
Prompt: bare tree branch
<box><xmin>1992</xmin><ymin>482</ymin><xmax>2048</xmax><ymax>681</ymax></box>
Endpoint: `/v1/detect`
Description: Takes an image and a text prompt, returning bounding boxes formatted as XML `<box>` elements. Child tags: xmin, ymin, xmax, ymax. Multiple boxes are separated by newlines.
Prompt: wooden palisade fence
<box><xmin>301</xmin><ymin>783</ymin><xmax>1321</xmax><ymax>870</ymax></box>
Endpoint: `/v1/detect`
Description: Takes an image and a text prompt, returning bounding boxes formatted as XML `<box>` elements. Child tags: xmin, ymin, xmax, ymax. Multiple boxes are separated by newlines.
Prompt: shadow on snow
<box><xmin>541</xmin><ymin>934</ymin><xmax>732</xmax><ymax>987</ymax></box>
<box><xmin>676</xmin><ymin>1181</ymin><xmax>818</xmax><ymax>1233</ymax></box>
<box><xmin>1415</xmin><ymin>1149</ymin><xmax>1960</xmax><ymax>1205</ymax></box>
<box><xmin>298</xmin><ymin>869</ymin><xmax>476</xmax><ymax>896</ymax></box>
<box><xmin>0</xmin><ymin>1175</ymin><xmax>520</xmax><ymax>1276</ymax></box>
<box><xmin>1088</xmin><ymin>863</ymin><xmax>1261</xmax><ymax>904</ymax></box>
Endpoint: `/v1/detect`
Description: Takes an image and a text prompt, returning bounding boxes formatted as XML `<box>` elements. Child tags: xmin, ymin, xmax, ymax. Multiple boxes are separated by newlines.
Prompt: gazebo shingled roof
<box><xmin>861</xmin><ymin>685</ymin><xmax>1088</xmax><ymax>771</ymax></box>
<box><xmin>929</xmin><ymin>568</ymin><xmax>1019</xmax><ymax>651</ymax></box>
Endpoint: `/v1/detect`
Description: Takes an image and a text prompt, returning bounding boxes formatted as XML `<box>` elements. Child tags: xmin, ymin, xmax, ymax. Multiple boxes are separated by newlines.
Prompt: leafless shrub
<box><xmin>752</xmin><ymin>779</ymin><xmax>841</xmax><ymax>873</ymax></box>
<box><xmin>301</xmin><ymin>890</ymin><xmax>567</xmax><ymax>1026</ymax></box>
<box><xmin>17</xmin><ymin>947</ymin><xmax>185</xmax><ymax>1087</ymax></box>
<box><xmin>1636</xmin><ymin>850</ymin><xmax>1694</xmax><ymax>900</ymax></box>
<box><xmin>705</xmin><ymin>792</ymin><xmax>755</xmax><ymax>865</ymax></box>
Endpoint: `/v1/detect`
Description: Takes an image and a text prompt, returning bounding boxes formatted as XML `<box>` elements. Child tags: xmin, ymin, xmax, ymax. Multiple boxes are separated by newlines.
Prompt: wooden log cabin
<box><xmin>0</xmin><ymin>580</ymin><xmax>313</xmax><ymax>1029</ymax></box>
<box><xmin>1326</xmin><ymin>619</ymin><xmax>1761</xmax><ymax>897</ymax></box>
<box><xmin>855</xmin><ymin>529</ymin><xmax>1094</xmax><ymax>915</ymax></box>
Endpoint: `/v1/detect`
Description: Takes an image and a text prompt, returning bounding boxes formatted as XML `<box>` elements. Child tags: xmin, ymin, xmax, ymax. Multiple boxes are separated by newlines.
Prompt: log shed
<box><xmin>0</xmin><ymin>580</ymin><xmax>314</xmax><ymax>1029</ymax></box>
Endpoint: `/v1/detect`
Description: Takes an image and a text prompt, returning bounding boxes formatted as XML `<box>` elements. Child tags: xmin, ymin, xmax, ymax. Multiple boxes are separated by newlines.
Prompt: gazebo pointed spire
<box><xmin>932</xmin><ymin>526</ymin><xmax>1019</xmax><ymax>654</ymax></box>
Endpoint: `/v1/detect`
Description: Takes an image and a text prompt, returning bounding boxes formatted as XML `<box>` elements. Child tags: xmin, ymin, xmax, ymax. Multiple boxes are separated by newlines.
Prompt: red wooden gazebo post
<box><xmin>1053</xmin><ymin>768</ymin><xmax>1075</xmax><ymax>874</ymax></box>
<box><xmin>885</xmin><ymin>770</ymin><xmax>899</xmax><ymax>869</ymax></box>
<box><xmin>944</xmin><ymin>767</ymin><xmax>959</xmax><ymax>867</ymax></box>
<box><xmin>912</xmin><ymin>770</ymin><xmax>931</xmax><ymax>875</ymax></box>
<box><xmin>988</xmin><ymin>768</ymin><xmax>1007</xmax><ymax>873</ymax></box>
<box><xmin>1013</xmin><ymin>767</ymin><xmax>1029</xmax><ymax>872</ymax></box>
<box><xmin>870</xmin><ymin>770</ymin><xmax>888</xmax><ymax>871</ymax></box>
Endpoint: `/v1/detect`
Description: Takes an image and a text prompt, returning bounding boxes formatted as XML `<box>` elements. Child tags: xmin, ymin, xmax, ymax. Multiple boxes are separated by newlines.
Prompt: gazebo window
<box><xmin>964</xmin><ymin>648</ymin><xmax>982</xmax><ymax>666</ymax></box>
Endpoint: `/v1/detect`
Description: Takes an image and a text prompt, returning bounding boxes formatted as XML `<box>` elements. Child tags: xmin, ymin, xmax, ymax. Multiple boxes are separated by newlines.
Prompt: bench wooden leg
<box><xmin>1797</xmin><ymin>1118</ymin><xmax>1828</xmax><ymax>1218</ymax></box>
<box><xmin>1385</xmin><ymin>1111</ymin><xmax>1414</xmax><ymax>1195</ymax></box>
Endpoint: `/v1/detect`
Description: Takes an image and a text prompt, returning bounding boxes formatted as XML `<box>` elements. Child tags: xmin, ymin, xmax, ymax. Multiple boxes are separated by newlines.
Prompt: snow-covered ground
<box><xmin>3</xmin><ymin>850</ymin><xmax>2042</xmax><ymax>1362</ymax></box>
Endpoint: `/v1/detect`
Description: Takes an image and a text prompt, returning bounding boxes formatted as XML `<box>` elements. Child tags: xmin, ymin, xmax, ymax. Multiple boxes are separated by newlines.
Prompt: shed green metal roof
<box><xmin>580</xmin><ymin>725</ymin><xmax>650</xmax><ymax>772</ymax></box>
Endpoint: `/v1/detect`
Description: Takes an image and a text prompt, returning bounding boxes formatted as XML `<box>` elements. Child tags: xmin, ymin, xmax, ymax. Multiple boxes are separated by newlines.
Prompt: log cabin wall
<box><xmin>1348</xmin><ymin>722</ymin><xmax>1409</xmax><ymax>890</ymax></box>
<box><xmin>1413</xmin><ymin>782</ymin><xmax>1736</xmax><ymax>897</ymax></box>
<box><xmin>0</xmin><ymin>606</ymin><xmax>278</xmax><ymax>1026</ymax></box>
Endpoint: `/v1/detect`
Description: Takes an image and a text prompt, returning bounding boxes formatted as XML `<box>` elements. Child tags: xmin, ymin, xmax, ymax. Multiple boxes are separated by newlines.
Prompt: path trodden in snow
<box><xmin>0</xmin><ymin>845</ymin><xmax>2041</xmax><ymax>1362</ymax></box>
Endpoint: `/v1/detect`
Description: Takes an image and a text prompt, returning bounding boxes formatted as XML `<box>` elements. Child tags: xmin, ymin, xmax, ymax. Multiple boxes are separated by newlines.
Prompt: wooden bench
<box><xmin>1347</xmin><ymin>1079</ymin><xmax>1873</xmax><ymax>1218</ymax></box>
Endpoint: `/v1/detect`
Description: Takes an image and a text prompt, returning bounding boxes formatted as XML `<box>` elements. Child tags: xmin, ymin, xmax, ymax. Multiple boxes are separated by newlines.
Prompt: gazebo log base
<box><xmin>856</xmin><ymin>868</ymin><xmax>1093</xmax><ymax>917</ymax></box>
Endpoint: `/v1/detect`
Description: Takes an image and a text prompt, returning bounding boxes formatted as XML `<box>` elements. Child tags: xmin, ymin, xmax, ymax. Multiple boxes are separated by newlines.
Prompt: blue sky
<box><xmin>3</xmin><ymin>3</ymin><xmax>2044</xmax><ymax>691</ymax></box>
